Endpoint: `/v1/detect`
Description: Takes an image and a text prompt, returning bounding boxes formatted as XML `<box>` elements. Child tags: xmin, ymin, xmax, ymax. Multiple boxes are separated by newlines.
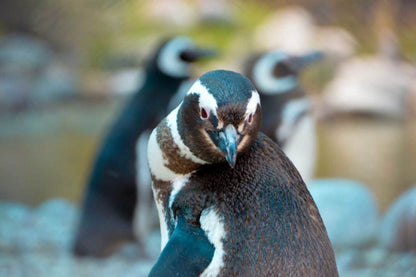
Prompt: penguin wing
<box><xmin>149</xmin><ymin>214</ymin><xmax>214</xmax><ymax>277</ymax></box>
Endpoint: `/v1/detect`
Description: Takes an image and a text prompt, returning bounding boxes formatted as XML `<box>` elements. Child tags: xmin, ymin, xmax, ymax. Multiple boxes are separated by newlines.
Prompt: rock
<box><xmin>314</xmin><ymin>27</ymin><xmax>357</xmax><ymax>62</ymax></box>
<box><xmin>322</xmin><ymin>56</ymin><xmax>416</xmax><ymax>119</ymax></box>
<box><xmin>122</xmin><ymin>260</ymin><xmax>154</xmax><ymax>277</ymax></box>
<box><xmin>108</xmin><ymin>69</ymin><xmax>144</xmax><ymax>96</ymax></box>
<box><xmin>254</xmin><ymin>6</ymin><xmax>316</xmax><ymax>54</ymax></box>
<box><xmin>335</xmin><ymin>248</ymin><xmax>362</xmax><ymax>274</ymax></box>
<box><xmin>144</xmin><ymin>230</ymin><xmax>161</xmax><ymax>260</ymax></box>
<box><xmin>335</xmin><ymin>247</ymin><xmax>416</xmax><ymax>277</ymax></box>
<box><xmin>0</xmin><ymin>33</ymin><xmax>77</xmax><ymax>111</ymax></box>
<box><xmin>0</xmin><ymin>34</ymin><xmax>51</xmax><ymax>70</ymax></box>
<box><xmin>20</xmin><ymin>252</ymin><xmax>75</xmax><ymax>277</ymax></box>
<box><xmin>197</xmin><ymin>0</ymin><xmax>234</xmax><ymax>24</ymax></box>
<box><xmin>143</xmin><ymin>0</ymin><xmax>197</xmax><ymax>26</ymax></box>
<box><xmin>253</xmin><ymin>6</ymin><xmax>356</xmax><ymax>62</ymax></box>
<box><xmin>340</xmin><ymin>268</ymin><xmax>375</xmax><ymax>277</ymax></box>
<box><xmin>309</xmin><ymin>179</ymin><xmax>379</xmax><ymax>250</ymax></box>
<box><xmin>0</xmin><ymin>198</ymin><xmax>159</xmax><ymax>277</ymax></box>
<box><xmin>380</xmin><ymin>185</ymin><xmax>416</xmax><ymax>252</ymax></box>
<box><xmin>0</xmin><ymin>202</ymin><xmax>30</xmax><ymax>249</ymax></box>
<box><xmin>14</xmin><ymin>199</ymin><xmax>78</xmax><ymax>252</ymax></box>
<box><xmin>1</xmin><ymin>198</ymin><xmax>415</xmax><ymax>276</ymax></box>
<box><xmin>363</xmin><ymin>247</ymin><xmax>388</xmax><ymax>268</ymax></box>
<box><xmin>32</xmin><ymin>61</ymin><xmax>78</xmax><ymax>103</ymax></box>
<box><xmin>0</xmin><ymin>34</ymin><xmax>51</xmax><ymax>110</ymax></box>
<box><xmin>0</xmin><ymin>253</ymin><xmax>22</xmax><ymax>277</ymax></box>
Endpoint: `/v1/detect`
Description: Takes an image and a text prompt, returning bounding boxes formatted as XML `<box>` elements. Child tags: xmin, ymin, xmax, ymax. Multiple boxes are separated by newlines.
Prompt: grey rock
<box><xmin>339</xmin><ymin>268</ymin><xmax>374</xmax><ymax>277</ymax></box>
<box><xmin>309</xmin><ymin>178</ymin><xmax>379</xmax><ymax>250</ymax></box>
<box><xmin>122</xmin><ymin>260</ymin><xmax>153</xmax><ymax>277</ymax></box>
<box><xmin>0</xmin><ymin>253</ymin><xmax>23</xmax><ymax>277</ymax></box>
<box><xmin>0</xmin><ymin>202</ymin><xmax>30</xmax><ymax>249</ymax></box>
<box><xmin>109</xmin><ymin>68</ymin><xmax>144</xmax><ymax>96</ymax></box>
<box><xmin>336</xmin><ymin>248</ymin><xmax>361</xmax><ymax>274</ymax></box>
<box><xmin>380</xmin><ymin>185</ymin><xmax>416</xmax><ymax>252</ymax></box>
<box><xmin>32</xmin><ymin>62</ymin><xmax>77</xmax><ymax>103</ymax></box>
<box><xmin>0</xmin><ymin>33</ymin><xmax>77</xmax><ymax>110</ymax></box>
<box><xmin>144</xmin><ymin>230</ymin><xmax>161</xmax><ymax>260</ymax></box>
<box><xmin>0</xmin><ymin>34</ymin><xmax>51</xmax><ymax>70</ymax></box>
<box><xmin>14</xmin><ymin>198</ymin><xmax>78</xmax><ymax>252</ymax></box>
<box><xmin>1</xmin><ymin>198</ymin><xmax>415</xmax><ymax>276</ymax></box>
<box><xmin>363</xmin><ymin>247</ymin><xmax>388</xmax><ymax>268</ymax></box>
<box><xmin>0</xmin><ymin>198</ymin><xmax>158</xmax><ymax>276</ymax></box>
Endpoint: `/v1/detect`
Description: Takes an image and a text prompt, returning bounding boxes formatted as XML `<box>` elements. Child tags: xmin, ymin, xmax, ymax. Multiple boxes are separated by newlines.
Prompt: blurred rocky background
<box><xmin>1</xmin><ymin>0</ymin><xmax>416</xmax><ymax>276</ymax></box>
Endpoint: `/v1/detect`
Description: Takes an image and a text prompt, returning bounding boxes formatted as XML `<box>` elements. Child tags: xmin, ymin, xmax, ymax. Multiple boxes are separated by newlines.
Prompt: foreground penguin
<box><xmin>245</xmin><ymin>50</ymin><xmax>323</xmax><ymax>183</ymax></box>
<box><xmin>73</xmin><ymin>37</ymin><xmax>215</xmax><ymax>257</ymax></box>
<box><xmin>148</xmin><ymin>70</ymin><xmax>338</xmax><ymax>276</ymax></box>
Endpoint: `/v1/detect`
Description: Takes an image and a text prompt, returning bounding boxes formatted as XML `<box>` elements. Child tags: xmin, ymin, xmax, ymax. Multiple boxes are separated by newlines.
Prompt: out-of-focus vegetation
<box><xmin>2</xmin><ymin>0</ymin><xmax>416</xmax><ymax>71</ymax></box>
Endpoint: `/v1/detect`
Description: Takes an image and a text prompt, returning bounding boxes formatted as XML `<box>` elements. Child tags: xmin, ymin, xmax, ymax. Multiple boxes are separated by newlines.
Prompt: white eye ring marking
<box><xmin>253</xmin><ymin>50</ymin><xmax>297</xmax><ymax>95</ymax></box>
<box><xmin>157</xmin><ymin>36</ymin><xmax>193</xmax><ymax>78</ymax></box>
<box><xmin>200</xmin><ymin>107</ymin><xmax>210</xmax><ymax>120</ymax></box>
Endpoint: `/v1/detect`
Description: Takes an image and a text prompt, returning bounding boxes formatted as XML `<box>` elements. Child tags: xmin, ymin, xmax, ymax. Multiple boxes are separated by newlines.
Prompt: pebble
<box><xmin>1</xmin><ymin>198</ymin><xmax>416</xmax><ymax>276</ymax></box>
<box><xmin>0</xmin><ymin>198</ymin><xmax>155</xmax><ymax>277</ymax></box>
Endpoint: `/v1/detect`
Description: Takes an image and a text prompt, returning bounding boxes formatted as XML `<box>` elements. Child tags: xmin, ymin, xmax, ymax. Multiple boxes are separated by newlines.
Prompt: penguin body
<box><xmin>148</xmin><ymin>70</ymin><xmax>338</xmax><ymax>276</ymax></box>
<box><xmin>73</xmin><ymin>37</ymin><xmax>215</xmax><ymax>257</ymax></box>
<box><xmin>245</xmin><ymin>50</ymin><xmax>322</xmax><ymax>183</ymax></box>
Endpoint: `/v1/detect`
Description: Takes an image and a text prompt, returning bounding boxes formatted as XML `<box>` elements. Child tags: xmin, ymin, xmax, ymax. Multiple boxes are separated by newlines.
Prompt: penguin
<box><xmin>244</xmin><ymin>51</ymin><xmax>381</xmax><ymax>250</ymax></box>
<box><xmin>147</xmin><ymin>70</ymin><xmax>338</xmax><ymax>276</ymax></box>
<box><xmin>73</xmin><ymin>36</ymin><xmax>215</xmax><ymax>257</ymax></box>
<box><xmin>244</xmin><ymin>49</ymin><xmax>323</xmax><ymax>183</ymax></box>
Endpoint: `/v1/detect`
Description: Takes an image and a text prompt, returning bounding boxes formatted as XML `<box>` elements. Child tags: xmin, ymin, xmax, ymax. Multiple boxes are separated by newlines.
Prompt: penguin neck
<box><xmin>148</xmin><ymin>104</ymin><xmax>208</xmax><ymax>183</ymax></box>
<box><xmin>260</xmin><ymin>90</ymin><xmax>300</xmax><ymax>143</ymax></box>
<box><xmin>143</xmin><ymin>63</ymin><xmax>187</xmax><ymax>92</ymax></box>
<box><xmin>276</xmin><ymin>96</ymin><xmax>310</xmax><ymax>145</ymax></box>
<box><xmin>128</xmin><ymin>65</ymin><xmax>187</xmax><ymax>114</ymax></box>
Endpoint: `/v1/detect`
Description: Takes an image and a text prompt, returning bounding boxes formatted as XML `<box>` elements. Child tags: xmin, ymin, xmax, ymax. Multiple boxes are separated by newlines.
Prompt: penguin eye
<box><xmin>200</xmin><ymin>107</ymin><xmax>209</xmax><ymax>120</ymax></box>
<box><xmin>273</xmin><ymin>62</ymin><xmax>292</xmax><ymax>78</ymax></box>
<box><xmin>247</xmin><ymin>113</ymin><xmax>253</xmax><ymax>124</ymax></box>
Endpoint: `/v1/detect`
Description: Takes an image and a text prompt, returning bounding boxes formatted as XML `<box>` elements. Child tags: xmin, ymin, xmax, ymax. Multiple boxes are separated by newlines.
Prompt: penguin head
<box><xmin>154</xmin><ymin>36</ymin><xmax>216</xmax><ymax>78</ymax></box>
<box><xmin>246</xmin><ymin>50</ymin><xmax>323</xmax><ymax>95</ymax></box>
<box><xmin>178</xmin><ymin>70</ymin><xmax>261</xmax><ymax>168</ymax></box>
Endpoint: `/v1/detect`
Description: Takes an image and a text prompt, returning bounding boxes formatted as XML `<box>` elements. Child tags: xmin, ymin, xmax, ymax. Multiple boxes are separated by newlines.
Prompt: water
<box><xmin>0</xmin><ymin>101</ymin><xmax>415</xmax><ymax>211</ymax></box>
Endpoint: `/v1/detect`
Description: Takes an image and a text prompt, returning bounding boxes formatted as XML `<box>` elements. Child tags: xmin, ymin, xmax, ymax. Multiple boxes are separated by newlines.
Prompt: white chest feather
<box><xmin>282</xmin><ymin>115</ymin><xmax>317</xmax><ymax>184</ymax></box>
<box><xmin>147</xmin><ymin>127</ymin><xmax>186</xmax><ymax>250</ymax></box>
<box><xmin>153</xmin><ymin>191</ymin><xmax>169</xmax><ymax>251</ymax></box>
<box><xmin>155</xmin><ymin>176</ymin><xmax>190</xmax><ymax>251</ymax></box>
<box><xmin>200</xmin><ymin>207</ymin><xmax>226</xmax><ymax>277</ymax></box>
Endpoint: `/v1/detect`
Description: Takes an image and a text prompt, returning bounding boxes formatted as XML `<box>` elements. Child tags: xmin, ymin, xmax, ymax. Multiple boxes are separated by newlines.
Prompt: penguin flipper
<box><xmin>149</xmin><ymin>214</ymin><xmax>214</xmax><ymax>277</ymax></box>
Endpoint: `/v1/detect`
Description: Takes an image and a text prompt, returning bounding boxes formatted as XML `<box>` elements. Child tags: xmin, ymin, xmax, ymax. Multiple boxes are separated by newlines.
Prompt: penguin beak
<box><xmin>180</xmin><ymin>48</ymin><xmax>217</xmax><ymax>63</ymax></box>
<box><xmin>217</xmin><ymin>125</ymin><xmax>238</xmax><ymax>168</ymax></box>
<box><xmin>290</xmin><ymin>51</ymin><xmax>324</xmax><ymax>72</ymax></box>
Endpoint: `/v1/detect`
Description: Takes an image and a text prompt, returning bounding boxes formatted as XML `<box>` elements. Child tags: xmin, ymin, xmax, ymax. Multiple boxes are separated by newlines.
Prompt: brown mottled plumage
<box><xmin>149</xmin><ymin>70</ymin><xmax>337</xmax><ymax>276</ymax></box>
<box><xmin>172</xmin><ymin>133</ymin><xmax>338</xmax><ymax>276</ymax></box>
